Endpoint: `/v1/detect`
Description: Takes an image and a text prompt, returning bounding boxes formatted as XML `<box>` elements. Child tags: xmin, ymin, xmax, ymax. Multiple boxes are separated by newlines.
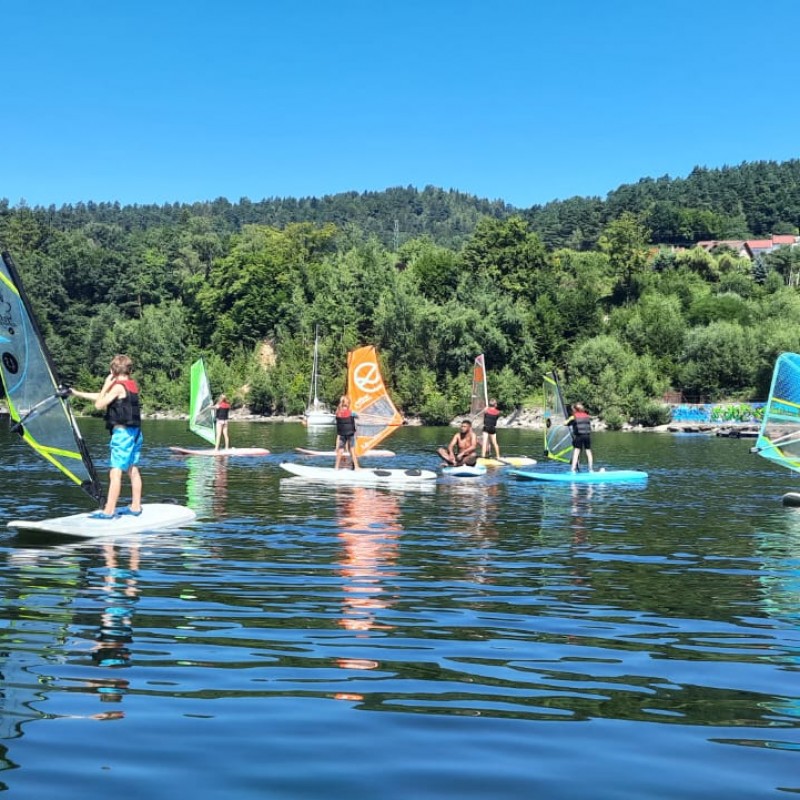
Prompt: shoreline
<box><xmin>0</xmin><ymin>406</ymin><xmax>759</xmax><ymax>435</ymax></box>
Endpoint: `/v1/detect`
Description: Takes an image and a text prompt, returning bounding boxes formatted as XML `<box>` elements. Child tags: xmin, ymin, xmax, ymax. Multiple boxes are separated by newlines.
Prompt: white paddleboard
<box><xmin>442</xmin><ymin>464</ymin><xmax>488</xmax><ymax>477</ymax></box>
<box><xmin>8</xmin><ymin>503</ymin><xmax>197</xmax><ymax>537</ymax></box>
<box><xmin>477</xmin><ymin>456</ymin><xmax>537</xmax><ymax>468</ymax></box>
<box><xmin>294</xmin><ymin>447</ymin><xmax>395</xmax><ymax>457</ymax></box>
<box><xmin>169</xmin><ymin>446</ymin><xmax>270</xmax><ymax>457</ymax></box>
<box><xmin>280</xmin><ymin>461</ymin><xmax>436</xmax><ymax>486</ymax></box>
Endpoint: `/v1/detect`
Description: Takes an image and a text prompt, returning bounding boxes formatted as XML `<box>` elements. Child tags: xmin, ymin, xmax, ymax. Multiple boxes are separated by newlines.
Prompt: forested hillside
<box><xmin>1</xmin><ymin>158</ymin><xmax>799</xmax><ymax>424</ymax></box>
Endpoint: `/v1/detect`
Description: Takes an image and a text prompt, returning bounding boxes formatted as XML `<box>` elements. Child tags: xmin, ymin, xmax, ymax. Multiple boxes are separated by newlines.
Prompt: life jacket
<box><xmin>336</xmin><ymin>409</ymin><xmax>356</xmax><ymax>437</ymax></box>
<box><xmin>105</xmin><ymin>379</ymin><xmax>141</xmax><ymax>431</ymax></box>
<box><xmin>571</xmin><ymin>411</ymin><xmax>592</xmax><ymax>436</ymax></box>
<box><xmin>216</xmin><ymin>401</ymin><xmax>231</xmax><ymax>422</ymax></box>
<box><xmin>483</xmin><ymin>407</ymin><xmax>501</xmax><ymax>433</ymax></box>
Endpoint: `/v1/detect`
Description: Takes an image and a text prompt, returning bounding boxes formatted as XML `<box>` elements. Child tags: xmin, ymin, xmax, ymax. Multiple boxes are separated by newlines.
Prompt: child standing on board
<box><xmin>71</xmin><ymin>355</ymin><xmax>143</xmax><ymax>518</ymax></box>
<box><xmin>215</xmin><ymin>394</ymin><xmax>231</xmax><ymax>450</ymax></box>
<box><xmin>567</xmin><ymin>402</ymin><xmax>593</xmax><ymax>472</ymax></box>
<box><xmin>335</xmin><ymin>395</ymin><xmax>360</xmax><ymax>470</ymax></box>
<box><xmin>481</xmin><ymin>398</ymin><xmax>502</xmax><ymax>460</ymax></box>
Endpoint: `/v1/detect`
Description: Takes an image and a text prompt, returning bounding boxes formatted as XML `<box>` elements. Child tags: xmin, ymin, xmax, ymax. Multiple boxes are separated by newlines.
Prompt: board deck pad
<box><xmin>280</xmin><ymin>461</ymin><xmax>436</xmax><ymax>485</ymax></box>
<box><xmin>170</xmin><ymin>446</ymin><xmax>270</xmax><ymax>457</ymax></box>
<box><xmin>294</xmin><ymin>447</ymin><xmax>395</xmax><ymax>457</ymax></box>
<box><xmin>8</xmin><ymin>503</ymin><xmax>197</xmax><ymax>536</ymax></box>
<box><xmin>477</xmin><ymin>456</ymin><xmax>537</xmax><ymax>467</ymax></box>
<box><xmin>509</xmin><ymin>469</ymin><xmax>649</xmax><ymax>484</ymax></box>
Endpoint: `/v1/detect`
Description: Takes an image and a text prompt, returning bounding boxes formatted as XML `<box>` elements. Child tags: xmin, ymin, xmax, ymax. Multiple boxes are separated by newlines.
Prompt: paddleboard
<box><xmin>8</xmin><ymin>503</ymin><xmax>197</xmax><ymax>537</ymax></box>
<box><xmin>477</xmin><ymin>456</ymin><xmax>538</xmax><ymax>467</ymax></box>
<box><xmin>294</xmin><ymin>447</ymin><xmax>395</xmax><ymax>457</ymax></box>
<box><xmin>442</xmin><ymin>464</ymin><xmax>487</xmax><ymax>477</ymax></box>
<box><xmin>280</xmin><ymin>461</ymin><xmax>436</xmax><ymax>486</ymax></box>
<box><xmin>509</xmin><ymin>468</ymin><xmax>649</xmax><ymax>484</ymax></box>
<box><xmin>170</xmin><ymin>446</ymin><xmax>270</xmax><ymax>457</ymax></box>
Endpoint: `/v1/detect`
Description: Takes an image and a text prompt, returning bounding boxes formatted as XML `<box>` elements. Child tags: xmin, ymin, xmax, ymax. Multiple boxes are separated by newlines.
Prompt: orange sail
<box><xmin>347</xmin><ymin>346</ymin><xmax>403</xmax><ymax>457</ymax></box>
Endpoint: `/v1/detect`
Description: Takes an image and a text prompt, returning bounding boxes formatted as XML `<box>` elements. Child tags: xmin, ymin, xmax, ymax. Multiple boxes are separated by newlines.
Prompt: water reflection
<box><xmin>336</xmin><ymin>486</ymin><xmax>401</xmax><ymax>636</ymax></box>
<box><xmin>185</xmin><ymin>456</ymin><xmax>229</xmax><ymax>518</ymax></box>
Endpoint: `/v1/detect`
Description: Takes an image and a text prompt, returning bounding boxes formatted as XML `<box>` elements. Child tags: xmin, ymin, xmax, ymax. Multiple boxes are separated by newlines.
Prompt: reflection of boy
<box><xmin>71</xmin><ymin>354</ymin><xmax>143</xmax><ymax>518</ymax></box>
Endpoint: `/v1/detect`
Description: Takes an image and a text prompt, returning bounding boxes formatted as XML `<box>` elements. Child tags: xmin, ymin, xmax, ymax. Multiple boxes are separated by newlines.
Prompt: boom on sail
<box><xmin>543</xmin><ymin>370</ymin><xmax>573</xmax><ymax>463</ymax></box>
<box><xmin>347</xmin><ymin>346</ymin><xmax>403</xmax><ymax>457</ymax></box>
<box><xmin>0</xmin><ymin>251</ymin><xmax>103</xmax><ymax>503</ymax></box>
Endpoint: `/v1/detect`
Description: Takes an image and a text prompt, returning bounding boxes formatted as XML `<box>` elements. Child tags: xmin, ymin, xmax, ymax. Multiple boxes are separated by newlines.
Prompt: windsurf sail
<box><xmin>543</xmin><ymin>370</ymin><xmax>573</xmax><ymax>463</ymax></box>
<box><xmin>0</xmin><ymin>251</ymin><xmax>103</xmax><ymax>503</ymax></box>
<box><xmin>470</xmin><ymin>353</ymin><xmax>488</xmax><ymax>423</ymax></box>
<box><xmin>754</xmin><ymin>352</ymin><xmax>800</xmax><ymax>473</ymax></box>
<box><xmin>189</xmin><ymin>359</ymin><xmax>216</xmax><ymax>445</ymax></box>
<box><xmin>347</xmin><ymin>346</ymin><xmax>403</xmax><ymax>457</ymax></box>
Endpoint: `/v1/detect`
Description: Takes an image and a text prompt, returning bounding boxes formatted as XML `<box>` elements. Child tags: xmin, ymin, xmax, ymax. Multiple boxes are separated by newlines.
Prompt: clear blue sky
<box><xmin>3</xmin><ymin>0</ymin><xmax>799</xmax><ymax>209</ymax></box>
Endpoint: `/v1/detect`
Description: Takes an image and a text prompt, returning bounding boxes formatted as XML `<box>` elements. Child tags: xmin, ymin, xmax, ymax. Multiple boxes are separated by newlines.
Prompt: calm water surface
<box><xmin>1</xmin><ymin>421</ymin><xmax>799</xmax><ymax>798</ymax></box>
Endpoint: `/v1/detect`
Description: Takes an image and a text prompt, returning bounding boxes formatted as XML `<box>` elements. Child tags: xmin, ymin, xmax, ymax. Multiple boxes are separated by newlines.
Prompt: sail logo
<box><xmin>2</xmin><ymin>352</ymin><xmax>19</xmax><ymax>374</ymax></box>
<box><xmin>0</xmin><ymin>289</ymin><xmax>13</xmax><ymax>329</ymax></box>
<box><xmin>353</xmin><ymin>361</ymin><xmax>382</xmax><ymax>396</ymax></box>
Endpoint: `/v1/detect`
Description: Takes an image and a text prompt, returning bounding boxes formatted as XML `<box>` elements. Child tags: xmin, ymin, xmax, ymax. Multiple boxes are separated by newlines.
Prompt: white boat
<box><xmin>304</xmin><ymin>327</ymin><xmax>335</xmax><ymax>426</ymax></box>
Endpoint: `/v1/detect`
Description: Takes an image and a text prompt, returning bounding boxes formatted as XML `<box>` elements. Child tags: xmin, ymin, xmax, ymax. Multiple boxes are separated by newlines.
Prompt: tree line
<box><xmin>1</xmin><ymin>159</ymin><xmax>799</xmax><ymax>425</ymax></box>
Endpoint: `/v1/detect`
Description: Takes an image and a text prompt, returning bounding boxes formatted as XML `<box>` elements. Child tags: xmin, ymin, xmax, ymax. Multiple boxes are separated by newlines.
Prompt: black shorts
<box><xmin>337</xmin><ymin>434</ymin><xmax>355</xmax><ymax>449</ymax></box>
<box><xmin>572</xmin><ymin>434</ymin><xmax>591</xmax><ymax>450</ymax></box>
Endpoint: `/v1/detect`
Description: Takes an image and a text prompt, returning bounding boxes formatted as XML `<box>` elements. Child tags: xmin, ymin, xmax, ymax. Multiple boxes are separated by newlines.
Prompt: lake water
<box><xmin>1</xmin><ymin>420</ymin><xmax>800</xmax><ymax>798</ymax></box>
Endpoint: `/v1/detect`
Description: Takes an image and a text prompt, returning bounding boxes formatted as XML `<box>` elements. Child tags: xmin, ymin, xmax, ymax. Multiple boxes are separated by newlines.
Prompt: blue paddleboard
<box><xmin>442</xmin><ymin>464</ymin><xmax>487</xmax><ymax>477</ymax></box>
<box><xmin>509</xmin><ymin>468</ymin><xmax>648</xmax><ymax>484</ymax></box>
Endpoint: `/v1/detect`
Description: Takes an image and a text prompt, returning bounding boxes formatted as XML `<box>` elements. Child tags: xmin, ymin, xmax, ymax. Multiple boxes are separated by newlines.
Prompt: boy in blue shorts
<box><xmin>72</xmin><ymin>355</ymin><xmax>143</xmax><ymax>518</ymax></box>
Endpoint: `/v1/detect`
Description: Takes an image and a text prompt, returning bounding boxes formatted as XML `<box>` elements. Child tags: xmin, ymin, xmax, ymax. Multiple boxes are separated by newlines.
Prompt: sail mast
<box><xmin>0</xmin><ymin>251</ymin><xmax>103</xmax><ymax>503</ymax></box>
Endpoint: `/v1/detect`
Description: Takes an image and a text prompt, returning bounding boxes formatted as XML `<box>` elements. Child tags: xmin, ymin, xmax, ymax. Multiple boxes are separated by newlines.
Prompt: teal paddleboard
<box><xmin>509</xmin><ymin>469</ymin><xmax>648</xmax><ymax>484</ymax></box>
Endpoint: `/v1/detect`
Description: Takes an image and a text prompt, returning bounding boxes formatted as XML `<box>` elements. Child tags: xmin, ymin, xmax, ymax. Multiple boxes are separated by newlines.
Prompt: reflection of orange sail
<box><xmin>347</xmin><ymin>346</ymin><xmax>403</xmax><ymax>457</ymax></box>
<box><xmin>337</xmin><ymin>487</ymin><xmax>401</xmax><ymax>635</ymax></box>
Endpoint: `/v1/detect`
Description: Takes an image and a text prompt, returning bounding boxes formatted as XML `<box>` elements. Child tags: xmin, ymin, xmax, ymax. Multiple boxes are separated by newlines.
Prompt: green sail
<box><xmin>543</xmin><ymin>371</ymin><xmax>572</xmax><ymax>463</ymax></box>
<box><xmin>189</xmin><ymin>359</ymin><xmax>216</xmax><ymax>445</ymax></box>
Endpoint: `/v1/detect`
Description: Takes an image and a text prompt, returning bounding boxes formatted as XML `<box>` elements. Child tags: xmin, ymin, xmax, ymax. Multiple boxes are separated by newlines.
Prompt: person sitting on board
<box><xmin>481</xmin><ymin>398</ymin><xmax>502</xmax><ymax>460</ymax></box>
<box><xmin>334</xmin><ymin>395</ymin><xmax>360</xmax><ymax>470</ymax></box>
<box><xmin>438</xmin><ymin>419</ymin><xmax>478</xmax><ymax>466</ymax></box>
<box><xmin>214</xmin><ymin>394</ymin><xmax>231</xmax><ymax>451</ymax></box>
<box><xmin>567</xmin><ymin>402</ymin><xmax>593</xmax><ymax>472</ymax></box>
<box><xmin>71</xmin><ymin>354</ymin><xmax>143</xmax><ymax>518</ymax></box>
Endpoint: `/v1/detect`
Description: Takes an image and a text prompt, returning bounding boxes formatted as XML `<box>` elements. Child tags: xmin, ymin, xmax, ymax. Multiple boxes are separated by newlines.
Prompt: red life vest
<box><xmin>336</xmin><ymin>409</ymin><xmax>356</xmax><ymax>437</ymax></box>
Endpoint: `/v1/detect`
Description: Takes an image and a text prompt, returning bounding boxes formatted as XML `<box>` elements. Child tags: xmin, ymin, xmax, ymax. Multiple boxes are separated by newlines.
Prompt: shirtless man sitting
<box><xmin>437</xmin><ymin>420</ymin><xmax>478</xmax><ymax>466</ymax></box>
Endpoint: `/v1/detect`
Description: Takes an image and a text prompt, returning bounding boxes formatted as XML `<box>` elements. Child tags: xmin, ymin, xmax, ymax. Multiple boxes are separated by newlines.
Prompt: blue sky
<box><xmin>3</xmin><ymin>0</ymin><xmax>799</xmax><ymax>209</ymax></box>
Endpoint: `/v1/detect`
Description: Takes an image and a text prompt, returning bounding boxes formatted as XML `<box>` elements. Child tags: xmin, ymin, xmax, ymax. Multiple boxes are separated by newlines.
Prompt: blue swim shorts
<box><xmin>109</xmin><ymin>427</ymin><xmax>143</xmax><ymax>470</ymax></box>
